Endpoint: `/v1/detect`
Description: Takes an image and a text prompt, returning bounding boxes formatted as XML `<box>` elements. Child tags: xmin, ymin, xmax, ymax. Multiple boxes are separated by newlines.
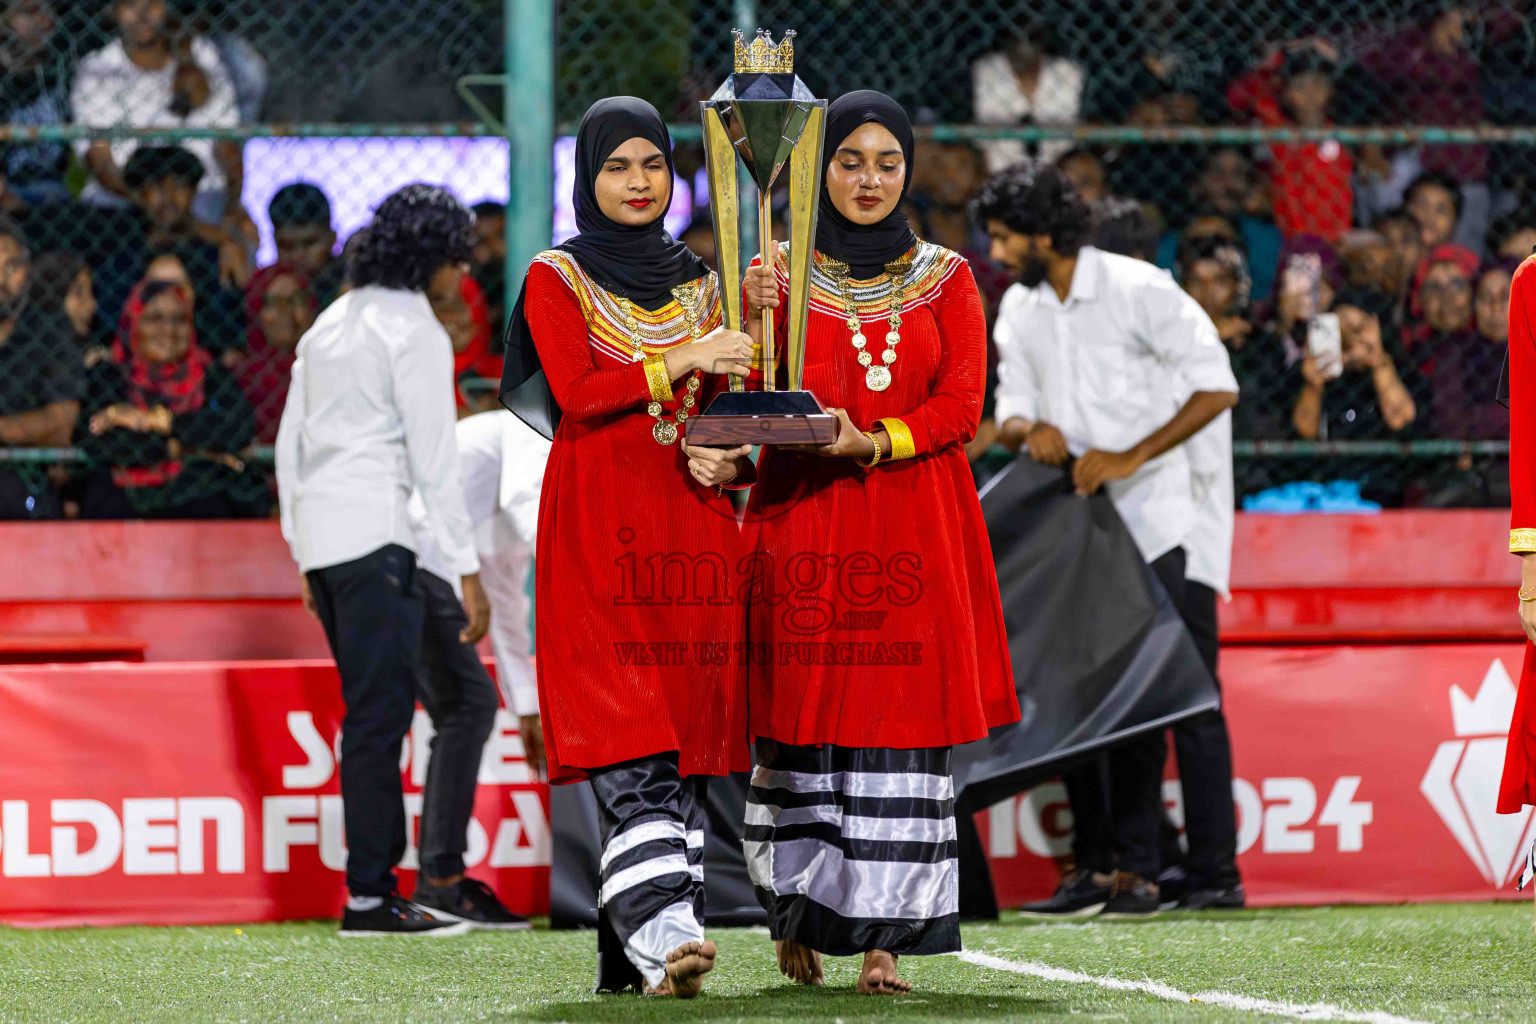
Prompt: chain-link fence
<box><xmin>0</xmin><ymin>0</ymin><xmax>1529</xmax><ymax>517</ymax></box>
<box><xmin>559</xmin><ymin>0</ymin><xmax>1533</xmax><ymax>511</ymax></box>
<box><xmin>0</xmin><ymin>0</ymin><xmax>507</xmax><ymax>518</ymax></box>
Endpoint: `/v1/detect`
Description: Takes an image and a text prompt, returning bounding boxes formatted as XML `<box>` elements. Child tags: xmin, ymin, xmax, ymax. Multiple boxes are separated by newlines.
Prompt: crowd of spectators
<box><xmin>0</xmin><ymin>0</ymin><xmax>1533</xmax><ymax>515</ymax></box>
<box><xmin>0</xmin><ymin>0</ymin><xmax>514</xmax><ymax>519</ymax></box>
<box><xmin>985</xmin><ymin>139</ymin><xmax>1523</xmax><ymax>505</ymax></box>
<box><xmin>927</xmin><ymin>1</ymin><xmax>1531</xmax><ymax>507</ymax></box>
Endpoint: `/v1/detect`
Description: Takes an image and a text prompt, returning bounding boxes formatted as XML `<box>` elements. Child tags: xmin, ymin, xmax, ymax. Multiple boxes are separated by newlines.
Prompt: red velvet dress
<box><xmin>1499</xmin><ymin>254</ymin><xmax>1536</xmax><ymax>813</ymax></box>
<box><xmin>524</xmin><ymin>251</ymin><xmax>752</xmax><ymax>784</ymax></box>
<box><xmin>742</xmin><ymin>241</ymin><xmax>1020</xmax><ymax>749</ymax></box>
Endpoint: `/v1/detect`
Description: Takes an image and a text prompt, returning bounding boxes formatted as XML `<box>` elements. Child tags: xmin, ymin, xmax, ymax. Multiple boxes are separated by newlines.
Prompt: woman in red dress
<box><xmin>498</xmin><ymin>97</ymin><xmax>756</xmax><ymax>996</ymax></box>
<box><xmin>1498</xmin><ymin>252</ymin><xmax>1536</xmax><ymax>926</ymax></box>
<box><xmin>739</xmin><ymin>91</ymin><xmax>1020</xmax><ymax>994</ymax></box>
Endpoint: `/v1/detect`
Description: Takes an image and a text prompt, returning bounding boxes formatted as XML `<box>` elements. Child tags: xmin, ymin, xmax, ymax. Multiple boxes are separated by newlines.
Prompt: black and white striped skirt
<box><xmin>745</xmin><ymin>741</ymin><xmax>960</xmax><ymax>957</ymax></box>
<box><xmin>587</xmin><ymin>755</ymin><xmax>706</xmax><ymax>993</ymax></box>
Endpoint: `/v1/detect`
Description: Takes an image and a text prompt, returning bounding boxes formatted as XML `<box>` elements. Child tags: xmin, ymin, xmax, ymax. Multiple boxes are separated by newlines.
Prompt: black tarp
<box><xmin>953</xmin><ymin>456</ymin><xmax>1219</xmax><ymax>807</ymax></box>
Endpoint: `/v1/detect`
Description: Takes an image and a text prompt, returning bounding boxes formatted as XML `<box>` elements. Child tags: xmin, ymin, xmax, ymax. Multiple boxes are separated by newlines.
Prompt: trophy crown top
<box><xmin>733</xmin><ymin>28</ymin><xmax>795</xmax><ymax>74</ymax></box>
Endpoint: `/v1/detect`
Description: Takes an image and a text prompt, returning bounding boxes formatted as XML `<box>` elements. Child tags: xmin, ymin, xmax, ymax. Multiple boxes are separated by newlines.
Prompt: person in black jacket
<box><xmin>77</xmin><ymin>278</ymin><xmax>267</xmax><ymax>518</ymax></box>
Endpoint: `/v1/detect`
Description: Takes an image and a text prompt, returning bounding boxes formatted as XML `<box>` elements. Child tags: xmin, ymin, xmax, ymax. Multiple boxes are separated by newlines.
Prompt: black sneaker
<box><xmin>1019</xmin><ymin>869</ymin><xmax>1114</xmax><ymax>918</ymax></box>
<box><xmin>339</xmin><ymin>894</ymin><xmax>473</xmax><ymax>936</ymax></box>
<box><xmin>1156</xmin><ymin>864</ymin><xmax>1189</xmax><ymax>910</ymax></box>
<box><xmin>1098</xmin><ymin>872</ymin><xmax>1162</xmax><ymax>919</ymax></box>
<box><xmin>1181</xmin><ymin>884</ymin><xmax>1246</xmax><ymax>910</ymax></box>
<box><xmin>411</xmin><ymin>877</ymin><xmax>532</xmax><ymax>930</ymax></box>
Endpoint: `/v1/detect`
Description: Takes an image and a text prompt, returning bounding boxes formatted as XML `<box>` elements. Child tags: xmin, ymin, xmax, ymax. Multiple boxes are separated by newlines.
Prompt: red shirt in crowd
<box><xmin>1228</xmin><ymin>56</ymin><xmax>1355</xmax><ymax>243</ymax></box>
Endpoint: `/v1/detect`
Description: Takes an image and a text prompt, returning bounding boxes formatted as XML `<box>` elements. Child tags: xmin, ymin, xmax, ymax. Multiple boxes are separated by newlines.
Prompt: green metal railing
<box><xmin>2</xmin><ymin>440</ymin><xmax>1509</xmax><ymax>467</ymax></box>
<box><xmin>7</xmin><ymin>0</ymin><xmax>1523</xmax><ymax>507</ymax></box>
<box><xmin>0</xmin><ymin>125</ymin><xmax>500</xmax><ymax>141</ymax></box>
<box><xmin>642</xmin><ymin>124</ymin><xmax>1536</xmax><ymax>145</ymax></box>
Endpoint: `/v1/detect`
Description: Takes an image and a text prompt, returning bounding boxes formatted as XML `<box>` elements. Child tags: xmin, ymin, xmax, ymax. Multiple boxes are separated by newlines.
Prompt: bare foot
<box><xmin>775</xmin><ymin>938</ymin><xmax>824</xmax><ymax>985</ymax></box>
<box><xmin>648</xmin><ymin>939</ymin><xmax>715</xmax><ymax>999</ymax></box>
<box><xmin>857</xmin><ymin>950</ymin><xmax>911</xmax><ymax>995</ymax></box>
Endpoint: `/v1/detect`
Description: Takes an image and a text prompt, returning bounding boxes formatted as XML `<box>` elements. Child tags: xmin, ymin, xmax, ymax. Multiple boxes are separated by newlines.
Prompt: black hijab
<box><xmin>500</xmin><ymin>96</ymin><xmax>707</xmax><ymax>439</ymax></box>
<box><xmin>815</xmin><ymin>90</ymin><xmax>919</xmax><ymax>279</ymax></box>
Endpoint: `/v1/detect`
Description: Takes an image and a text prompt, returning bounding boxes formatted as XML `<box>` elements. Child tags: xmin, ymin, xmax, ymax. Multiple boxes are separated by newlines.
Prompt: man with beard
<box><xmin>71</xmin><ymin>0</ymin><xmax>242</xmax><ymax>226</ymax></box>
<box><xmin>977</xmin><ymin>160</ymin><xmax>1238</xmax><ymax>916</ymax></box>
<box><xmin>0</xmin><ymin>216</ymin><xmax>79</xmax><ymax>521</ymax></box>
<box><xmin>0</xmin><ymin>213</ymin><xmax>80</xmax><ymax>516</ymax></box>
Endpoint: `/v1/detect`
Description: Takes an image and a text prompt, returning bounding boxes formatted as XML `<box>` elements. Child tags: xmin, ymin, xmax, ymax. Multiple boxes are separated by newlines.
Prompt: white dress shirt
<box><xmin>971</xmin><ymin>51</ymin><xmax>1085</xmax><ymax>171</ymax></box>
<box><xmin>992</xmin><ymin>246</ymin><xmax>1238</xmax><ymax>565</ymax></box>
<box><xmin>276</xmin><ymin>286</ymin><xmax>478</xmax><ymax>579</ymax></box>
<box><xmin>1180</xmin><ymin>409</ymin><xmax>1234</xmax><ymax>597</ymax></box>
<box><xmin>410</xmin><ymin>411</ymin><xmax>550</xmax><ymax>716</ymax></box>
<box><xmin>70</xmin><ymin>36</ymin><xmax>239</xmax><ymax>196</ymax></box>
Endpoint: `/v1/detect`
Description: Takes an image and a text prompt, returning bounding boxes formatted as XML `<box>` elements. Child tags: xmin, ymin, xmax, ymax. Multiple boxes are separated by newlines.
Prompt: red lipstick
<box><xmin>624</xmin><ymin>198</ymin><xmax>654</xmax><ymax>209</ymax></box>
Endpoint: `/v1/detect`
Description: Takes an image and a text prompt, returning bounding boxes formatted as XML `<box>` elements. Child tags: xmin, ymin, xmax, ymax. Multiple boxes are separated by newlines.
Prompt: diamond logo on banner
<box><xmin>1420</xmin><ymin>658</ymin><xmax>1536</xmax><ymax>886</ymax></box>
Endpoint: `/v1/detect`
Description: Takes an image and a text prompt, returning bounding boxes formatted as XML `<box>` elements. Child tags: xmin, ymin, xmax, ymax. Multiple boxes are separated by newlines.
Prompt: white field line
<box><xmin>954</xmin><ymin>950</ymin><xmax>1433</xmax><ymax>1024</ymax></box>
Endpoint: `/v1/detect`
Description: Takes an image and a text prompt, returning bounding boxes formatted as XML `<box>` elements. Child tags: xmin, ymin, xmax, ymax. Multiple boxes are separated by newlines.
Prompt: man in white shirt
<box><xmin>71</xmin><ymin>0</ymin><xmax>243</xmax><ymax>225</ymax></box>
<box><xmin>276</xmin><ymin>184</ymin><xmax>504</xmax><ymax>936</ymax></box>
<box><xmin>976</xmin><ymin>161</ymin><xmax>1239</xmax><ymax>917</ymax></box>
<box><xmin>409</xmin><ymin>409</ymin><xmax>550</xmax><ymax>777</ymax></box>
<box><xmin>971</xmin><ymin>29</ymin><xmax>1084</xmax><ymax>172</ymax></box>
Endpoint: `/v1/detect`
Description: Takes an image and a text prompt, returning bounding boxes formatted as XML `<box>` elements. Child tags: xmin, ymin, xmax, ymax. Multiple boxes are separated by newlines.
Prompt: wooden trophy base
<box><xmin>686</xmin><ymin>389</ymin><xmax>839</xmax><ymax>447</ymax></box>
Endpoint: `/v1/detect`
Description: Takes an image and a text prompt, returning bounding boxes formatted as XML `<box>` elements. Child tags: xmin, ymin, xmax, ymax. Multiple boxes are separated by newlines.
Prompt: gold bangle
<box><xmin>856</xmin><ymin>430</ymin><xmax>883</xmax><ymax>468</ymax></box>
<box><xmin>1521</xmin><ymin>588</ymin><xmax>1536</xmax><ymax>603</ymax></box>
<box><xmin>877</xmin><ymin>416</ymin><xmax>915</xmax><ymax>460</ymax></box>
<box><xmin>642</xmin><ymin>353</ymin><xmax>673</xmax><ymax>405</ymax></box>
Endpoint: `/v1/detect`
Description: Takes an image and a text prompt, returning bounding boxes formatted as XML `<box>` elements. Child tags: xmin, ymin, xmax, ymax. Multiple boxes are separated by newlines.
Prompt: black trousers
<box><xmin>307</xmin><ymin>544</ymin><xmax>499</xmax><ymax>897</ymax></box>
<box><xmin>1064</xmin><ymin>549</ymin><xmax>1241</xmax><ymax>888</ymax></box>
<box><xmin>1163</xmin><ymin>581</ymin><xmax>1241</xmax><ymax>889</ymax></box>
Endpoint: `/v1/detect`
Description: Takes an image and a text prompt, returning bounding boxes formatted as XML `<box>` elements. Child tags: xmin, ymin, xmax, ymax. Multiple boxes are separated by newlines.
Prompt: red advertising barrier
<box><xmin>1221</xmin><ymin>509</ymin><xmax>1521</xmax><ymax>644</ymax></box>
<box><xmin>0</xmin><ymin>522</ymin><xmax>328</xmax><ymax>663</ymax></box>
<box><xmin>982</xmin><ymin>644</ymin><xmax>1532</xmax><ymax>907</ymax></box>
<box><xmin>0</xmin><ymin>511</ymin><xmax>1519</xmax><ymax>663</ymax></box>
<box><xmin>0</xmin><ymin>644</ymin><xmax>1528</xmax><ymax>927</ymax></box>
<box><xmin>0</xmin><ymin>661</ymin><xmax>548</xmax><ymax>928</ymax></box>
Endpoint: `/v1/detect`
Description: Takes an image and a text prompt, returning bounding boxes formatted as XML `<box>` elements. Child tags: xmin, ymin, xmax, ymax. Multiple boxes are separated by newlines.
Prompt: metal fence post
<box><xmin>506</xmin><ymin>0</ymin><xmax>555</xmax><ymax>303</ymax></box>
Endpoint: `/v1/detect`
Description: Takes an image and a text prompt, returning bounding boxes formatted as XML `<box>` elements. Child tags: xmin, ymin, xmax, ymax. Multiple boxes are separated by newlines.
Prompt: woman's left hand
<box><xmin>681</xmin><ymin>439</ymin><xmax>752</xmax><ymax>488</ymax></box>
<box><xmin>783</xmin><ymin>407</ymin><xmax>875</xmax><ymax>459</ymax></box>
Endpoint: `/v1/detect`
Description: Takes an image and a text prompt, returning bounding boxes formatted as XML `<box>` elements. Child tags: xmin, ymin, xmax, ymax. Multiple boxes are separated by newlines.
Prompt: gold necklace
<box><xmin>627</xmin><ymin>282</ymin><xmax>703</xmax><ymax>445</ymax></box>
<box><xmin>826</xmin><ymin>257</ymin><xmax>910</xmax><ymax>392</ymax></box>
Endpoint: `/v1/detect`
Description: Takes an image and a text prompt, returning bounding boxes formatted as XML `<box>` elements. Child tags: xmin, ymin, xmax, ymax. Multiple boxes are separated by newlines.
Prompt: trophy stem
<box><xmin>757</xmin><ymin>193</ymin><xmax>776</xmax><ymax>392</ymax></box>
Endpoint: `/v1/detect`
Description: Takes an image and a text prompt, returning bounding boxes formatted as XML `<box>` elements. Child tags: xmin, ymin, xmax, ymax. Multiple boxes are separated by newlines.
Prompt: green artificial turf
<box><xmin>0</xmin><ymin>903</ymin><xmax>1528</xmax><ymax>1024</ymax></box>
